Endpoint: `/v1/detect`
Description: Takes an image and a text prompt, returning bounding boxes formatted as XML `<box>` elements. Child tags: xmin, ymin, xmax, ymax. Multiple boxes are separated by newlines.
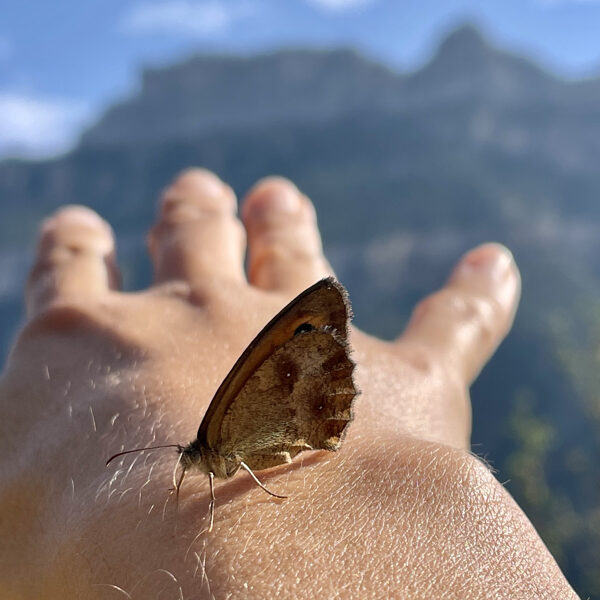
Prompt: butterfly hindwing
<box><xmin>217</xmin><ymin>328</ymin><xmax>357</xmax><ymax>463</ymax></box>
<box><xmin>196</xmin><ymin>278</ymin><xmax>355</xmax><ymax>452</ymax></box>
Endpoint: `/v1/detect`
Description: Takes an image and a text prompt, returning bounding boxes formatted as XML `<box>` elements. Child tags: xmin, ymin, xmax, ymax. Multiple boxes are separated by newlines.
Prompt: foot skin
<box><xmin>0</xmin><ymin>169</ymin><xmax>578</xmax><ymax>599</ymax></box>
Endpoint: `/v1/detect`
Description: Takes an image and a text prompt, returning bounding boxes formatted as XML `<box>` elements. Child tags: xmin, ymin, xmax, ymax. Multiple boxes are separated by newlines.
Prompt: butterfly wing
<box><xmin>217</xmin><ymin>327</ymin><xmax>357</xmax><ymax>468</ymax></box>
<box><xmin>196</xmin><ymin>277</ymin><xmax>356</xmax><ymax>457</ymax></box>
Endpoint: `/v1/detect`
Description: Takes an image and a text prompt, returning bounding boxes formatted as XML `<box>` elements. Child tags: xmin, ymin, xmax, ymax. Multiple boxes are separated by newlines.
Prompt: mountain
<box><xmin>412</xmin><ymin>25</ymin><xmax>560</xmax><ymax>102</ymax></box>
<box><xmin>80</xmin><ymin>47</ymin><xmax>405</xmax><ymax>147</ymax></box>
<box><xmin>1</xmin><ymin>24</ymin><xmax>599</xmax><ymax>597</ymax></box>
<box><xmin>81</xmin><ymin>25</ymin><xmax>595</xmax><ymax>149</ymax></box>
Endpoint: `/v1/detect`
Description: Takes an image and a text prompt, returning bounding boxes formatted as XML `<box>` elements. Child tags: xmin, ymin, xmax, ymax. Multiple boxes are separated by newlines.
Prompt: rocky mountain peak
<box><xmin>79</xmin><ymin>24</ymin><xmax>566</xmax><ymax>149</ymax></box>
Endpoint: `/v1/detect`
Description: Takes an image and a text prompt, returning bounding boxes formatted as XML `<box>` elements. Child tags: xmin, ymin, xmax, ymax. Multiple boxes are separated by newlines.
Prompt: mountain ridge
<box><xmin>80</xmin><ymin>46</ymin><xmax>405</xmax><ymax>147</ymax></box>
<box><xmin>79</xmin><ymin>24</ymin><xmax>599</xmax><ymax>150</ymax></box>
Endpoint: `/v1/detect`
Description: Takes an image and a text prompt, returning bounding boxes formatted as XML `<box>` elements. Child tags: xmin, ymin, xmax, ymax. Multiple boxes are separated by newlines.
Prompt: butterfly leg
<box><xmin>208</xmin><ymin>472</ymin><xmax>215</xmax><ymax>533</ymax></box>
<box><xmin>240</xmin><ymin>461</ymin><xmax>288</xmax><ymax>499</ymax></box>
<box><xmin>168</xmin><ymin>452</ymin><xmax>185</xmax><ymax>511</ymax></box>
<box><xmin>174</xmin><ymin>465</ymin><xmax>186</xmax><ymax>512</ymax></box>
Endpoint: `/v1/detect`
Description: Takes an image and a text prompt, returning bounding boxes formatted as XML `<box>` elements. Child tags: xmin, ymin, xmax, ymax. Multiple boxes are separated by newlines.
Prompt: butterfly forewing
<box><xmin>197</xmin><ymin>278</ymin><xmax>353</xmax><ymax>450</ymax></box>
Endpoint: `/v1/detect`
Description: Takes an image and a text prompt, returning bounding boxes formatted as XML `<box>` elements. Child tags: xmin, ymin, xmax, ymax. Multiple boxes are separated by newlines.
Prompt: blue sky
<box><xmin>1</xmin><ymin>0</ymin><xmax>600</xmax><ymax>158</ymax></box>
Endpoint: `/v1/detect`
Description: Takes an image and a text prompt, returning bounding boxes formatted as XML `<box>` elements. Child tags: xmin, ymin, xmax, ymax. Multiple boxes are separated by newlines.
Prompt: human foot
<box><xmin>0</xmin><ymin>169</ymin><xmax>577</xmax><ymax>599</ymax></box>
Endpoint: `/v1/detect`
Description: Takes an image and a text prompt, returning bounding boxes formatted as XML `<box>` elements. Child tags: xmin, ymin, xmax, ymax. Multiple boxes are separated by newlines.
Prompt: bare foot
<box><xmin>0</xmin><ymin>169</ymin><xmax>578</xmax><ymax>599</ymax></box>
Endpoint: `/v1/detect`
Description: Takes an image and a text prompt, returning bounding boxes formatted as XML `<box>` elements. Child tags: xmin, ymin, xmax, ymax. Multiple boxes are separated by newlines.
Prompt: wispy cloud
<box><xmin>122</xmin><ymin>0</ymin><xmax>254</xmax><ymax>36</ymax></box>
<box><xmin>0</xmin><ymin>94</ymin><xmax>92</xmax><ymax>159</ymax></box>
<box><xmin>305</xmin><ymin>0</ymin><xmax>376</xmax><ymax>12</ymax></box>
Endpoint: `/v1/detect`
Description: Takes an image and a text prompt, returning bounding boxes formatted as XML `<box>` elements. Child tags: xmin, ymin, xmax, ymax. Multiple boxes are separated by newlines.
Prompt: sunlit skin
<box><xmin>0</xmin><ymin>169</ymin><xmax>579</xmax><ymax>599</ymax></box>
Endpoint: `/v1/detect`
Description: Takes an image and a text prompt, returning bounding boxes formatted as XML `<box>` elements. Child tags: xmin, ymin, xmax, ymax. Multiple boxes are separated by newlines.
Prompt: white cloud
<box><xmin>122</xmin><ymin>0</ymin><xmax>253</xmax><ymax>36</ymax></box>
<box><xmin>305</xmin><ymin>0</ymin><xmax>376</xmax><ymax>11</ymax></box>
<box><xmin>0</xmin><ymin>94</ymin><xmax>92</xmax><ymax>159</ymax></box>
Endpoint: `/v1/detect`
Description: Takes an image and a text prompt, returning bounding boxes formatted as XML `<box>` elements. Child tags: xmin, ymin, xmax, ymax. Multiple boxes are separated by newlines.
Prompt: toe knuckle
<box><xmin>27</xmin><ymin>254</ymin><xmax>75</xmax><ymax>295</ymax></box>
<box><xmin>30</xmin><ymin>249</ymin><xmax>70</xmax><ymax>277</ymax></box>
<box><xmin>155</xmin><ymin>197</ymin><xmax>240</xmax><ymax>238</ymax></box>
<box><xmin>22</xmin><ymin>299</ymin><xmax>101</xmax><ymax>337</ymax></box>
<box><xmin>253</xmin><ymin>243</ymin><xmax>318</xmax><ymax>268</ymax></box>
<box><xmin>412</xmin><ymin>289</ymin><xmax>449</xmax><ymax>324</ymax></box>
<box><xmin>398</xmin><ymin>343</ymin><xmax>440</xmax><ymax>377</ymax></box>
<box><xmin>461</xmin><ymin>294</ymin><xmax>501</xmax><ymax>345</ymax></box>
<box><xmin>417</xmin><ymin>288</ymin><xmax>500</xmax><ymax>343</ymax></box>
<box><xmin>38</xmin><ymin>226</ymin><xmax>112</xmax><ymax>258</ymax></box>
<box><xmin>29</xmin><ymin>243</ymin><xmax>101</xmax><ymax>285</ymax></box>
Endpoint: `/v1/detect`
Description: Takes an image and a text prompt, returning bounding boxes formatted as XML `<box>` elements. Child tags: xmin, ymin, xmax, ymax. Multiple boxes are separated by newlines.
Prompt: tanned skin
<box><xmin>0</xmin><ymin>169</ymin><xmax>579</xmax><ymax>599</ymax></box>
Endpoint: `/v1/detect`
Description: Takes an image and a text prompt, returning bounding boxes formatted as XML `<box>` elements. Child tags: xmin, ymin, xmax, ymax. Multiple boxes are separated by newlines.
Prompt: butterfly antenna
<box><xmin>240</xmin><ymin>462</ymin><xmax>288</xmax><ymax>499</ymax></box>
<box><xmin>106</xmin><ymin>444</ymin><xmax>181</xmax><ymax>466</ymax></box>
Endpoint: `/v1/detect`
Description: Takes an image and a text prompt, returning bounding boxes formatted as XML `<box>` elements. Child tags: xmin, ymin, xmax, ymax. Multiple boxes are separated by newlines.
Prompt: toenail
<box><xmin>245</xmin><ymin>182</ymin><xmax>301</xmax><ymax>221</ymax></box>
<box><xmin>44</xmin><ymin>206</ymin><xmax>110</xmax><ymax>233</ymax></box>
<box><xmin>453</xmin><ymin>244</ymin><xmax>513</xmax><ymax>282</ymax></box>
<box><xmin>170</xmin><ymin>169</ymin><xmax>226</xmax><ymax>200</ymax></box>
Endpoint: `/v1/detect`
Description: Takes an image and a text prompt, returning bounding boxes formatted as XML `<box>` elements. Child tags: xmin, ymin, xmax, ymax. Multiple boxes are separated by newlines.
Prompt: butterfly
<box><xmin>107</xmin><ymin>277</ymin><xmax>358</xmax><ymax>530</ymax></box>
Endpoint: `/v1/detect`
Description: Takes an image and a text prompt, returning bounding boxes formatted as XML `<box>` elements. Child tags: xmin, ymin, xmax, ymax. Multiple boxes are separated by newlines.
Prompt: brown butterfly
<box><xmin>107</xmin><ymin>277</ymin><xmax>358</xmax><ymax>530</ymax></box>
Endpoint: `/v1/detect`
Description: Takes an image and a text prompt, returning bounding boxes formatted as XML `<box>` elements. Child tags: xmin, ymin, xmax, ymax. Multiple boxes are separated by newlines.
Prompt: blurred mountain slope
<box><xmin>80</xmin><ymin>47</ymin><xmax>404</xmax><ymax>147</ymax></box>
<box><xmin>1</xmin><ymin>23</ymin><xmax>599</xmax><ymax>598</ymax></box>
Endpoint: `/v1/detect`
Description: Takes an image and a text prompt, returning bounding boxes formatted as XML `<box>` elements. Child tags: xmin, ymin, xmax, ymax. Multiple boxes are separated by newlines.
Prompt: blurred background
<box><xmin>1</xmin><ymin>0</ymin><xmax>600</xmax><ymax>596</ymax></box>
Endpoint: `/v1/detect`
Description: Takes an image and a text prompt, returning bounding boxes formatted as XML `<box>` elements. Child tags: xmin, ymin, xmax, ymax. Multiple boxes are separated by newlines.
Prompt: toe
<box><xmin>399</xmin><ymin>243</ymin><xmax>520</xmax><ymax>384</ymax></box>
<box><xmin>242</xmin><ymin>177</ymin><xmax>333</xmax><ymax>295</ymax></box>
<box><xmin>26</xmin><ymin>206</ymin><xmax>119</xmax><ymax>318</ymax></box>
<box><xmin>148</xmin><ymin>168</ymin><xmax>246</xmax><ymax>285</ymax></box>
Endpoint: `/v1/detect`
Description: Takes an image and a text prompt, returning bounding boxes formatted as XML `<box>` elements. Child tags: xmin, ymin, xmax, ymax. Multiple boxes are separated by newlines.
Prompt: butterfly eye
<box><xmin>294</xmin><ymin>323</ymin><xmax>315</xmax><ymax>336</ymax></box>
